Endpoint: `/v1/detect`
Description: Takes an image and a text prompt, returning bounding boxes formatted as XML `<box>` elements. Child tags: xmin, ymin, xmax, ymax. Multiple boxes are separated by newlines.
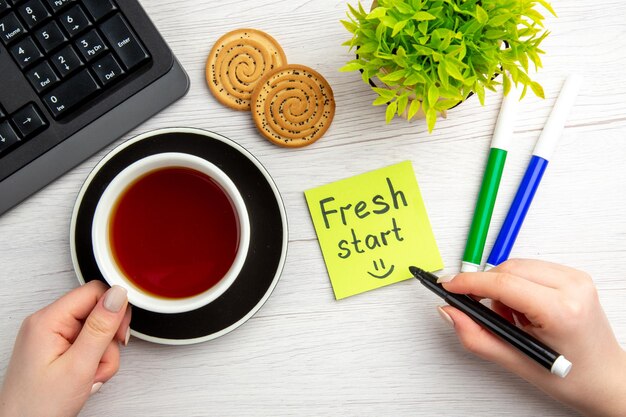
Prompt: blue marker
<box><xmin>485</xmin><ymin>75</ymin><xmax>582</xmax><ymax>270</ymax></box>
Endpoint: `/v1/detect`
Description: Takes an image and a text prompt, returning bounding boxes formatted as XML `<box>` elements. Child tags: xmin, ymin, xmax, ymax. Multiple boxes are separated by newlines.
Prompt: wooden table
<box><xmin>1</xmin><ymin>1</ymin><xmax>625</xmax><ymax>415</ymax></box>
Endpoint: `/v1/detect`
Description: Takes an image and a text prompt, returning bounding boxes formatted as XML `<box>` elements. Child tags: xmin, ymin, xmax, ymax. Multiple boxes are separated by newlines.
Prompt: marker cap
<box><xmin>533</xmin><ymin>75</ymin><xmax>582</xmax><ymax>161</ymax></box>
<box><xmin>551</xmin><ymin>355</ymin><xmax>573</xmax><ymax>378</ymax></box>
<box><xmin>491</xmin><ymin>82</ymin><xmax>521</xmax><ymax>151</ymax></box>
<box><xmin>461</xmin><ymin>262</ymin><xmax>480</xmax><ymax>273</ymax></box>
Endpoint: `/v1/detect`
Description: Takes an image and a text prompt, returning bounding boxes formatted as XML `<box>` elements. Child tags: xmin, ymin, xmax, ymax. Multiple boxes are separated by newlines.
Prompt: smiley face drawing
<box><xmin>367</xmin><ymin>258</ymin><xmax>395</xmax><ymax>279</ymax></box>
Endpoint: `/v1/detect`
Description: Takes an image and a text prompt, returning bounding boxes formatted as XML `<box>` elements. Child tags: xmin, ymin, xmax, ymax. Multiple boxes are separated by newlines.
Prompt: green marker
<box><xmin>461</xmin><ymin>86</ymin><xmax>520</xmax><ymax>272</ymax></box>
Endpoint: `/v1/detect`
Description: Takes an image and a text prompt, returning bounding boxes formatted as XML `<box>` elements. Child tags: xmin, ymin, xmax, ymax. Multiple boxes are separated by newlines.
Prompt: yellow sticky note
<box><xmin>305</xmin><ymin>161</ymin><xmax>443</xmax><ymax>299</ymax></box>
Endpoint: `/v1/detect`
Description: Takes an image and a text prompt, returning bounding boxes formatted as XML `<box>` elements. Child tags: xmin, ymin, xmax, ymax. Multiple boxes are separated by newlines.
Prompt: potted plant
<box><xmin>340</xmin><ymin>0</ymin><xmax>556</xmax><ymax>132</ymax></box>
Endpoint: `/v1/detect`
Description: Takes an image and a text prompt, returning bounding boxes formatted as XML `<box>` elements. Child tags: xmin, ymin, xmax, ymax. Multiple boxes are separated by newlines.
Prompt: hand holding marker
<box><xmin>410</xmin><ymin>266</ymin><xmax>572</xmax><ymax>377</ymax></box>
<box><xmin>485</xmin><ymin>75</ymin><xmax>582</xmax><ymax>269</ymax></box>
<box><xmin>461</xmin><ymin>83</ymin><xmax>521</xmax><ymax>273</ymax></box>
<box><xmin>413</xmin><ymin>76</ymin><xmax>582</xmax><ymax>378</ymax></box>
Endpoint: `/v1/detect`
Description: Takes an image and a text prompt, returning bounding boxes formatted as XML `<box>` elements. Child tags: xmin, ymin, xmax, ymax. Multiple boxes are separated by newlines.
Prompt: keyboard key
<box><xmin>17</xmin><ymin>0</ymin><xmax>51</xmax><ymax>29</ymax></box>
<box><xmin>75</xmin><ymin>29</ymin><xmax>107</xmax><ymax>62</ymax></box>
<box><xmin>59</xmin><ymin>4</ymin><xmax>91</xmax><ymax>37</ymax></box>
<box><xmin>44</xmin><ymin>0</ymin><xmax>73</xmax><ymax>13</ymax></box>
<box><xmin>33</xmin><ymin>20</ymin><xmax>66</xmax><ymax>53</ymax></box>
<box><xmin>0</xmin><ymin>0</ymin><xmax>11</xmax><ymax>14</ymax></box>
<box><xmin>11</xmin><ymin>103</ymin><xmax>47</xmax><ymax>139</ymax></box>
<box><xmin>51</xmin><ymin>44</ymin><xmax>82</xmax><ymax>77</ymax></box>
<box><xmin>0</xmin><ymin>12</ymin><xmax>27</xmax><ymax>45</ymax></box>
<box><xmin>10</xmin><ymin>36</ymin><xmax>44</xmax><ymax>69</ymax></box>
<box><xmin>101</xmin><ymin>14</ymin><xmax>149</xmax><ymax>71</ymax></box>
<box><xmin>0</xmin><ymin>120</ymin><xmax>21</xmax><ymax>155</ymax></box>
<box><xmin>92</xmin><ymin>53</ymin><xmax>123</xmax><ymax>86</ymax></box>
<box><xmin>42</xmin><ymin>69</ymin><xmax>100</xmax><ymax>118</ymax></box>
<box><xmin>25</xmin><ymin>60</ymin><xmax>60</xmax><ymax>92</ymax></box>
<box><xmin>82</xmin><ymin>0</ymin><xmax>116</xmax><ymax>22</ymax></box>
<box><xmin>0</xmin><ymin>104</ymin><xmax>6</xmax><ymax>119</ymax></box>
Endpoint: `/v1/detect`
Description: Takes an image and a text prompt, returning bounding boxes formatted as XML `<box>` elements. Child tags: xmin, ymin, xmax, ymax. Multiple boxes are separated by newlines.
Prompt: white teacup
<box><xmin>92</xmin><ymin>152</ymin><xmax>250</xmax><ymax>314</ymax></box>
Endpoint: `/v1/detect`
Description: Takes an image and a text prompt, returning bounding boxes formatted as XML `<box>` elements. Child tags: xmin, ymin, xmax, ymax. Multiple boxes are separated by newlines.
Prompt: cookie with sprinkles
<box><xmin>251</xmin><ymin>64</ymin><xmax>335</xmax><ymax>148</ymax></box>
<box><xmin>206</xmin><ymin>29</ymin><xmax>287</xmax><ymax>110</ymax></box>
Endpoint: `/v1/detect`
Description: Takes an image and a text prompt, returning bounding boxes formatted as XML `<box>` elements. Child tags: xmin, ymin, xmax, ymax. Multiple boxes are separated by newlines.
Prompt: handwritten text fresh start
<box><xmin>318</xmin><ymin>178</ymin><xmax>408</xmax><ymax>259</ymax></box>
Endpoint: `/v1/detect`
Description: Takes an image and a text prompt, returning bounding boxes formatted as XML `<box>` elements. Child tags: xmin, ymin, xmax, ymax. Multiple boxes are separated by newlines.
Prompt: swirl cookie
<box><xmin>206</xmin><ymin>29</ymin><xmax>287</xmax><ymax>110</ymax></box>
<box><xmin>251</xmin><ymin>65</ymin><xmax>335</xmax><ymax>148</ymax></box>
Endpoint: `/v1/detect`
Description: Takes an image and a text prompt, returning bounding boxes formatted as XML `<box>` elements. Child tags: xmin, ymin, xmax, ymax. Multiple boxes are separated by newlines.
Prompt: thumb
<box><xmin>68</xmin><ymin>286</ymin><xmax>128</xmax><ymax>371</ymax></box>
<box><xmin>438</xmin><ymin>305</ymin><xmax>547</xmax><ymax>382</ymax></box>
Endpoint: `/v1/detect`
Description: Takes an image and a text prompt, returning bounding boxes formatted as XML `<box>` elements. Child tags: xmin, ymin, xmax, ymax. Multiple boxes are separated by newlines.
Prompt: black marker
<box><xmin>409</xmin><ymin>266</ymin><xmax>572</xmax><ymax>378</ymax></box>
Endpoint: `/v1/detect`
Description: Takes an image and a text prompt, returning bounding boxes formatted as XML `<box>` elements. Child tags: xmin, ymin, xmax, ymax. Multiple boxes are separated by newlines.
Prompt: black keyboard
<box><xmin>0</xmin><ymin>0</ymin><xmax>189</xmax><ymax>215</ymax></box>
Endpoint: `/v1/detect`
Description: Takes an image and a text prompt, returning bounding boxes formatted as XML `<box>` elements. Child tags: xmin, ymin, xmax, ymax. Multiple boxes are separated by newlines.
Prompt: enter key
<box><xmin>100</xmin><ymin>13</ymin><xmax>150</xmax><ymax>71</ymax></box>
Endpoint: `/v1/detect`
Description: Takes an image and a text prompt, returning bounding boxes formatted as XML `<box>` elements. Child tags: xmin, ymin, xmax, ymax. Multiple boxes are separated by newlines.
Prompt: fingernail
<box><xmin>90</xmin><ymin>382</ymin><xmax>103</xmax><ymax>395</ymax></box>
<box><xmin>103</xmin><ymin>286</ymin><xmax>127</xmax><ymax>313</ymax></box>
<box><xmin>437</xmin><ymin>306</ymin><xmax>455</xmax><ymax>328</ymax></box>
<box><xmin>437</xmin><ymin>274</ymin><xmax>456</xmax><ymax>283</ymax></box>
<box><xmin>124</xmin><ymin>326</ymin><xmax>131</xmax><ymax>346</ymax></box>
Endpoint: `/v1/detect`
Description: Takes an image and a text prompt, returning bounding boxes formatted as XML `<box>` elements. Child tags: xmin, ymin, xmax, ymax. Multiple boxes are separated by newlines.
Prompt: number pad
<box><xmin>25</xmin><ymin>61</ymin><xmax>60</xmax><ymax>92</ymax></box>
<box><xmin>51</xmin><ymin>44</ymin><xmax>83</xmax><ymax>77</ymax></box>
<box><xmin>59</xmin><ymin>4</ymin><xmax>91</xmax><ymax>37</ymax></box>
<box><xmin>33</xmin><ymin>20</ymin><xmax>67</xmax><ymax>53</ymax></box>
<box><xmin>6</xmin><ymin>0</ymin><xmax>152</xmax><ymax>121</ymax></box>
<box><xmin>17</xmin><ymin>0</ymin><xmax>52</xmax><ymax>29</ymax></box>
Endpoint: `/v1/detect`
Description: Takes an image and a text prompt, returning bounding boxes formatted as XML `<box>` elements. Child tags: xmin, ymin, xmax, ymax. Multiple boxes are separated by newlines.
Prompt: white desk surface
<box><xmin>1</xmin><ymin>1</ymin><xmax>625</xmax><ymax>416</ymax></box>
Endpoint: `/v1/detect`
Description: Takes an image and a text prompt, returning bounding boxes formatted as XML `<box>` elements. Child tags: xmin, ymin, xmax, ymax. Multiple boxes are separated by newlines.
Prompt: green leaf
<box><xmin>418</xmin><ymin>21</ymin><xmax>428</xmax><ymax>35</ymax></box>
<box><xmin>373</xmin><ymin>87</ymin><xmax>397</xmax><ymax>101</ymax></box>
<box><xmin>428</xmin><ymin>85</ymin><xmax>439</xmax><ymax>107</ymax></box>
<box><xmin>380</xmin><ymin>15</ymin><xmax>398</xmax><ymax>28</ymax></box>
<box><xmin>434</xmin><ymin>99</ymin><xmax>461</xmax><ymax>111</ymax></box>
<box><xmin>536</xmin><ymin>0</ymin><xmax>557</xmax><ymax>17</ymax></box>
<box><xmin>487</xmin><ymin>13</ymin><xmax>512</xmax><ymax>27</ymax></box>
<box><xmin>485</xmin><ymin>30</ymin><xmax>506</xmax><ymax>39</ymax></box>
<box><xmin>444</xmin><ymin>59</ymin><xmax>464</xmax><ymax>81</ymax></box>
<box><xmin>341</xmin><ymin>20</ymin><xmax>358</xmax><ymax>34</ymax></box>
<box><xmin>413</xmin><ymin>11</ymin><xmax>435</xmax><ymax>21</ymax></box>
<box><xmin>392</xmin><ymin>20</ymin><xmax>409</xmax><ymax>37</ymax></box>
<box><xmin>379</xmin><ymin>70</ymin><xmax>406</xmax><ymax>83</ymax></box>
<box><xmin>527</xmin><ymin>50</ymin><xmax>543</xmax><ymax>70</ymax></box>
<box><xmin>339</xmin><ymin>62</ymin><xmax>363</xmax><ymax>72</ymax></box>
<box><xmin>520</xmin><ymin>84</ymin><xmax>529</xmax><ymax>100</ymax></box>
<box><xmin>530</xmin><ymin>81</ymin><xmax>545</xmax><ymax>98</ymax></box>
<box><xmin>525</xmin><ymin>9</ymin><xmax>546</xmax><ymax>27</ymax></box>
<box><xmin>367</xmin><ymin>7</ymin><xmax>387</xmax><ymax>20</ymax></box>
<box><xmin>426</xmin><ymin>108</ymin><xmax>437</xmax><ymax>133</ymax></box>
<box><xmin>397</xmin><ymin>93</ymin><xmax>409</xmax><ymax>115</ymax></box>
<box><xmin>347</xmin><ymin>3</ymin><xmax>364</xmax><ymax>20</ymax></box>
<box><xmin>474</xmin><ymin>82</ymin><xmax>486</xmax><ymax>105</ymax></box>
<box><xmin>358</xmin><ymin>41</ymin><xmax>378</xmax><ymax>54</ymax></box>
<box><xmin>502</xmin><ymin>72</ymin><xmax>511</xmax><ymax>95</ymax></box>
<box><xmin>407</xmin><ymin>99</ymin><xmax>421</xmax><ymax>120</ymax></box>
<box><xmin>518</xmin><ymin>51</ymin><xmax>529</xmax><ymax>72</ymax></box>
<box><xmin>475</xmin><ymin>6</ymin><xmax>488</xmax><ymax>24</ymax></box>
<box><xmin>437</xmin><ymin>61</ymin><xmax>449</xmax><ymax>89</ymax></box>
<box><xmin>373</xmin><ymin>96</ymin><xmax>390</xmax><ymax>106</ymax></box>
<box><xmin>395</xmin><ymin>2</ymin><xmax>414</xmax><ymax>15</ymax></box>
<box><xmin>386</xmin><ymin>101</ymin><xmax>398</xmax><ymax>123</ymax></box>
<box><xmin>403</xmin><ymin>72</ymin><xmax>426</xmax><ymax>85</ymax></box>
